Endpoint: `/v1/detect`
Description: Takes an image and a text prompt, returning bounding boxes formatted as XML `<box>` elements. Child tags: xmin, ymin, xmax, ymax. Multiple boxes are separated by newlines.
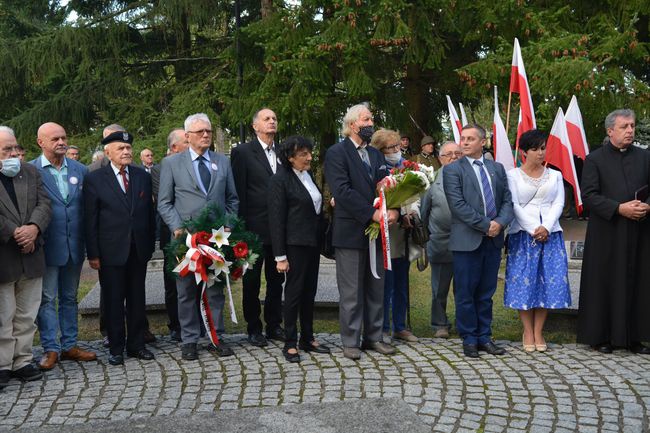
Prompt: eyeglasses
<box><xmin>188</xmin><ymin>129</ymin><xmax>212</xmax><ymax>135</ymax></box>
<box><xmin>440</xmin><ymin>151</ymin><xmax>463</xmax><ymax>158</ymax></box>
<box><xmin>384</xmin><ymin>143</ymin><xmax>400</xmax><ymax>151</ymax></box>
<box><xmin>0</xmin><ymin>145</ymin><xmax>20</xmax><ymax>153</ymax></box>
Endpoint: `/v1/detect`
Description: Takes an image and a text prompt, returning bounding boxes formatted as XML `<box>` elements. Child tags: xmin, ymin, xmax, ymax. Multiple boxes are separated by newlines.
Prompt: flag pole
<box><xmin>505</xmin><ymin>91</ymin><xmax>513</xmax><ymax>135</ymax></box>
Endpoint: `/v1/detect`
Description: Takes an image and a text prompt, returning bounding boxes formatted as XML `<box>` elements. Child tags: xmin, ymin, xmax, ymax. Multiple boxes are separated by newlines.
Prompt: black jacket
<box><xmin>268</xmin><ymin>167</ymin><xmax>323</xmax><ymax>257</ymax></box>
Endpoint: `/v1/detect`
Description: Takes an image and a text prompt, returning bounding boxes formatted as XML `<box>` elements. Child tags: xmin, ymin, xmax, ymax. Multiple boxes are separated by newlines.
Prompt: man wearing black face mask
<box><xmin>324</xmin><ymin>104</ymin><xmax>400</xmax><ymax>360</ymax></box>
<box><xmin>0</xmin><ymin>126</ymin><xmax>52</xmax><ymax>388</ymax></box>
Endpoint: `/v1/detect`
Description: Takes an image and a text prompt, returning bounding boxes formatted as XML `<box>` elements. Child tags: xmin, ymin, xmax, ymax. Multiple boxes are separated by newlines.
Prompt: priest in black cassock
<box><xmin>577</xmin><ymin>109</ymin><xmax>650</xmax><ymax>355</ymax></box>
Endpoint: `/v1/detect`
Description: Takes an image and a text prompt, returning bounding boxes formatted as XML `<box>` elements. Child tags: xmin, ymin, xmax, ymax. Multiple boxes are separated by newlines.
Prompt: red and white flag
<box><xmin>459</xmin><ymin>103</ymin><xmax>469</xmax><ymax>127</ymax></box>
<box><xmin>510</xmin><ymin>38</ymin><xmax>536</xmax><ymax>143</ymax></box>
<box><xmin>492</xmin><ymin>86</ymin><xmax>515</xmax><ymax>171</ymax></box>
<box><xmin>446</xmin><ymin>95</ymin><xmax>462</xmax><ymax>143</ymax></box>
<box><xmin>565</xmin><ymin>95</ymin><xmax>589</xmax><ymax>160</ymax></box>
<box><xmin>546</xmin><ymin>108</ymin><xmax>583</xmax><ymax>214</ymax></box>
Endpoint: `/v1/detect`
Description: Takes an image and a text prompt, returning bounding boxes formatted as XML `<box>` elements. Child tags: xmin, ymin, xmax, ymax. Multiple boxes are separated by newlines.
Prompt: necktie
<box><xmin>119</xmin><ymin>168</ymin><xmax>129</xmax><ymax>193</ymax></box>
<box><xmin>473</xmin><ymin>160</ymin><xmax>497</xmax><ymax>219</ymax></box>
<box><xmin>198</xmin><ymin>156</ymin><xmax>211</xmax><ymax>192</ymax></box>
<box><xmin>358</xmin><ymin>146</ymin><xmax>372</xmax><ymax>178</ymax></box>
<box><xmin>267</xmin><ymin>146</ymin><xmax>276</xmax><ymax>173</ymax></box>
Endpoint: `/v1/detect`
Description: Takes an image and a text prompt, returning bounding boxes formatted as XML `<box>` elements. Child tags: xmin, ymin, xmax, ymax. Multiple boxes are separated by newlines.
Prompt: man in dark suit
<box><xmin>324</xmin><ymin>104</ymin><xmax>399</xmax><ymax>360</ymax></box>
<box><xmin>0</xmin><ymin>126</ymin><xmax>51</xmax><ymax>387</ymax></box>
<box><xmin>84</xmin><ymin>131</ymin><xmax>156</xmax><ymax>366</ymax></box>
<box><xmin>151</xmin><ymin>128</ymin><xmax>187</xmax><ymax>342</ymax></box>
<box><xmin>443</xmin><ymin>124</ymin><xmax>514</xmax><ymax>358</ymax></box>
<box><xmin>158</xmin><ymin>114</ymin><xmax>239</xmax><ymax>360</ymax></box>
<box><xmin>32</xmin><ymin>122</ymin><xmax>96</xmax><ymax>371</ymax></box>
<box><xmin>231</xmin><ymin>108</ymin><xmax>285</xmax><ymax>347</ymax></box>
<box><xmin>139</xmin><ymin>148</ymin><xmax>156</xmax><ymax>174</ymax></box>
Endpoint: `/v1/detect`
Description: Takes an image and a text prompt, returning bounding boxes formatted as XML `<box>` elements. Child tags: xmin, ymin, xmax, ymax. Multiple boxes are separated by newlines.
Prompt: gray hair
<box><xmin>439</xmin><ymin>141</ymin><xmax>459</xmax><ymax>153</ymax></box>
<box><xmin>252</xmin><ymin>108</ymin><xmax>274</xmax><ymax>124</ymax></box>
<box><xmin>184</xmin><ymin>113</ymin><xmax>211</xmax><ymax>131</ymax></box>
<box><xmin>605</xmin><ymin>109</ymin><xmax>635</xmax><ymax>129</ymax></box>
<box><xmin>166</xmin><ymin>128</ymin><xmax>185</xmax><ymax>150</ymax></box>
<box><xmin>91</xmin><ymin>150</ymin><xmax>105</xmax><ymax>162</ymax></box>
<box><xmin>462</xmin><ymin>123</ymin><xmax>487</xmax><ymax>140</ymax></box>
<box><xmin>67</xmin><ymin>145</ymin><xmax>79</xmax><ymax>150</ymax></box>
<box><xmin>103</xmin><ymin>123</ymin><xmax>125</xmax><ymax>136</ymax></box>
<box><xmin>341</xmin><ymin>103</ymin><xmax>370</xmax><ymax>137</ymax></box>
<box><xmin>0</xmin><ymin>126</ymin><xmax>15</xmax><ymax>137</ymax></box>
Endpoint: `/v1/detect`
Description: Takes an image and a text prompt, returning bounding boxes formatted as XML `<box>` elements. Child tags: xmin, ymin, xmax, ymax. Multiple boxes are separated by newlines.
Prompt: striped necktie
<box><xmin>473</xmin><ymin>160</ymin><xmax>497</xmax><ymax>219</ymax></box>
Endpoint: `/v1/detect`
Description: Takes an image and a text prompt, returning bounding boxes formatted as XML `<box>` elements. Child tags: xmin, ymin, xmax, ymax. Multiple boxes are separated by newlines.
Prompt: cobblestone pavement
<box><xmin>1</xmin><ymin>335</ymin><xmax>649</xmax><ymax>433</ymax></box>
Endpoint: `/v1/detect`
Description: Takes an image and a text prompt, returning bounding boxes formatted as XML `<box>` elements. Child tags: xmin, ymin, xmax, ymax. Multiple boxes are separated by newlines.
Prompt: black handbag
<box><xmin>409</xmin><ymin>213</ymin><xmax>429</xmax><ymax>248</ymax></box>
<box><xmin>320</xmin><ymin>215</ymin><xmax>335</xmax><ymax>260</ymax></box>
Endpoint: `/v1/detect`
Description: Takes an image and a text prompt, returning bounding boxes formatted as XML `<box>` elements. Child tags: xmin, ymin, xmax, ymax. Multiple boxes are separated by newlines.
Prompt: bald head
<box><xmin>37</xmin><ymin>122</ymin><xmax>68</xmax><ymax>163</ymax></box>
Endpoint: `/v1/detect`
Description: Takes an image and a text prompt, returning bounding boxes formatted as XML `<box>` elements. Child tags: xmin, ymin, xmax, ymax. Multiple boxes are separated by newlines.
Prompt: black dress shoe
<box><xmin>463</xmin><ymin>344</ymin><xmax>479</xmax><ymax>358</ymax></box>
<box><xmin>266</xmin><ymin>326</ymin><xmax>286</xmax><ymax>342</ymax></box>
<box><xmin>299</xmin><ymin>341</ymin><xmax>331</xmax><ymax>354</ymax></box>
<box><xmin>478</xmin><ymin>341</ymin><xmax>506</xmax><ymax>355</ymax></box>
<box><xmin>0</xmin><ymin>370</ymin><xmax>10</xmax><ymax>389</ymax></box>
<box><xmin>248</xmin><ymin>332</ymin><xmax>268</xmax><ymax>347</ymax></box>
<box><xmin>206</xmin><ymin>342</ymin><xmax>234</xmax><ymax>357</ymax></box>
<box><xmin>181</xmin><ymin>343</ymin><xmax>198</xmax><ymax>360</ymax></box>
<box><xmin>170</xmin><ymin>329</ymin><xmax>182</xmax><ymax>342</ymax></box>
<box><xmin>629</xmin><ymin>342</ymin><xmax>650</xmax><ymax>355</ymax></box>
<box><xmin>10</xmin><ymin>364</ymin><xmax>43</xmax><ymax>381</ymax></box>
<box><xmin>127</xmin><ymin>348</ymin><xmax>155</xmax><ymax>360</ymax></box>
<box><xmin>283</xmin><ymin>347</ymin><xmax>301</xmax><ymax>363</ymax></box>
<box><xmin>108</xmin><ymin>354</ymin><xmax>124</xmax><ymax>365</ymax></box>
<box><xmin>102</xmin><ymin>336</ymin><xmax>110</xmax><ymax>348</ymax></box>
<box><xmin>592</xmin><ymin>343</ymin><xmax>613</xmax><ymax>354</ymax></box>
<box><xmin>143</xmin><ymin>330</ymin><xmax>157</xmax><ymax>344</ymax></box>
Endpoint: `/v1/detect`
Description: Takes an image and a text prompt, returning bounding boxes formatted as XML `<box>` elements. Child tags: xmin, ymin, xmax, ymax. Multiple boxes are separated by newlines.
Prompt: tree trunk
<box><xmin>261</xmin><ymin>0</ymin><xmax>273</xmax><ymax>18</ymax></box>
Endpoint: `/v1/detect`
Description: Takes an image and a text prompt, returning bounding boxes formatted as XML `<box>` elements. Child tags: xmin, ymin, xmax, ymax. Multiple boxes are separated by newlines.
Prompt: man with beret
<box><xmin>84</xmin><ymin>130</ymin><xmax>155</xmax><ymax>365</ymax></box>
<box><xmin>415</xmin><ymin>136</ymin><xmax>441</xmax><ymax>170</ymax></box>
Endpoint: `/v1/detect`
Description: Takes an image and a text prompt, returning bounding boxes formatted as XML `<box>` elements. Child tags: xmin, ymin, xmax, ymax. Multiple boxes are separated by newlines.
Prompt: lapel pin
<box><xmin>211</xmin><ymin>162</ymin><xmax>218</xmax><ymax>171</ymax></box>
<box><xmin>69</xmin><ymin>176</ymin><xmax>78</xmax><ymax>185</ymax></box>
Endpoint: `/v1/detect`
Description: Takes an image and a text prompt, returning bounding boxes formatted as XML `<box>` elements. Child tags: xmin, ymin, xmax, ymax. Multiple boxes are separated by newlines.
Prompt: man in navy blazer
<box><xmin>324</xmin><ymin>104</ymin><xmax>399</xmax><ymax>360</ymax></box>
<box><xmin>84</xmin><ymin>131</ymin><xmax>156</xmax><ymax>365</ymax></box>
<box><xmin>32</xmin><ymin>123</ymin><xmax>97</xmax><ymax>371</ymax></box>
<box><xmin>443</xmin><ymin>124</ymin><xmax>513</xmax><ymax>358</ymax></box>
<box><xmin>158</xmin><ymin>113</ymin><xmax>239</xmax><ymax>361</ymax></box>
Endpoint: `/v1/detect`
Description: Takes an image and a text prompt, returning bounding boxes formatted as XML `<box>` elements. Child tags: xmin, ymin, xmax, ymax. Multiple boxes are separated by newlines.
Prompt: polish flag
<box><xmin>492</xmin><ymin>86</ymin><xmax>515</xmax><ymax>171</ymax></box>
<box><xmin>510</xmin><ymin>38</ymin><xmax>536</xmax><ymax>143</ymax></box>
<box><xmin>446</xmin><ymin>95</ymin><xmax>462</xmax><ymax>143</ymax></box>
<box><xmin>545</xmin><ymin>108</ymin><xmax>583</xmax><ymax>214</ymax></box>
<box><xmin>565</xmin><ymin>95</ymin><xmax>589</xmax><ymax>160</ymax></box>
<box><xmin>459</xmin><ymin>103</ymin><xmax>469</xmax><ymax>127</ymax></box>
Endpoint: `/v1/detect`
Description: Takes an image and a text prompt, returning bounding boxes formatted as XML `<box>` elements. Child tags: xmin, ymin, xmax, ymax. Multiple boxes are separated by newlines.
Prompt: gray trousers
<box><xmin>335</xmin><ymin>248</ymin><xmax>385</xmax><ymax>348</ymax></box>
<box><xmin>176</xmin><ymin>275</ymin><xmax>225</xmax><ymax>344</ymax></box>
<box><xmin>430</xmin><ymin>262</ymin><xmax>454</xmax><ymax>330</ymax></box>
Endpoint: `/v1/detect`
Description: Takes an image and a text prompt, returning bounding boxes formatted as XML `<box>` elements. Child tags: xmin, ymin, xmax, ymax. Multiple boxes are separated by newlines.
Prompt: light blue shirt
<box><xmin>40</xmin><ymin>155</ymin><xmax>69</xmax><ymax>201</ymax></box>
<box><xmin>189</xmin><ymin>147</ymin><xmax>214</xmax><ymax>194</ymax></box>
<box><xmin>465</xmin><ymin>155</ymin><xmax>492</xmax><ymax>216</ymax></box>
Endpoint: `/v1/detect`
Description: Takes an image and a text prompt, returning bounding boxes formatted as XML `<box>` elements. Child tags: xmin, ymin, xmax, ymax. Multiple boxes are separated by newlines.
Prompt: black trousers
<box><xmin>283</xmin><ymin>245</ymin><xmax>320</xmax><ymax>349</ymax></box>
<box><xmin>242</xmin><ymin>244</ymin><xmax>284</xmax><ymax>335</ymax></box>
<box><xmin>160</xmin><ymin>222</ymin><xmax>180</xmax><ymax>332</ymax></box>
<box><xmin>99</xmin><ymin>243</ymin><xmax>147</xmax><ymax>355</ymax></box>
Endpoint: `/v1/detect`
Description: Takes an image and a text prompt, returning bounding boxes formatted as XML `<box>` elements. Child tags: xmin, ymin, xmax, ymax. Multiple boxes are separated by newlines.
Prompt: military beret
<box><xmin>101</xmin><ymin>131</ymin><xmax>133</xmax><ymax>145</ymax></box>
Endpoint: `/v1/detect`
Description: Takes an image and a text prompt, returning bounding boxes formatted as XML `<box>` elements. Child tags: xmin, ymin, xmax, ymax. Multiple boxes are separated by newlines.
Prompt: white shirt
<box><xmin>258</xmin><ymin>137</ymin><xmax>277</xmax><ymax>174</ymax></box>
<box><xmin>293</xmin><ymin>168</ymin><xmax>322</xmax><ymax>215</ymax></box>
<box><xmin>110</xmin><ymin>162</ymin><xmax>129</xmax><ymax>193</ymax></box>
<box><xmin>507</xmin><ymin>167</ymin><xmax>564</xmax><ymax>235</ymax></box>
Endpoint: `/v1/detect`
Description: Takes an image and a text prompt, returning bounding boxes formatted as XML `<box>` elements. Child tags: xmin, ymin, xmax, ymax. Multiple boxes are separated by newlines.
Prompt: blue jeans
<box><xmin>383</xmin><ymin>257</ymin><xmax>410</xmax><ymax>333</ymax></box>
<box><xmin>37</xmin><ymin>260</ymin><xmax>83</xmax><ymax>352</ymax></box>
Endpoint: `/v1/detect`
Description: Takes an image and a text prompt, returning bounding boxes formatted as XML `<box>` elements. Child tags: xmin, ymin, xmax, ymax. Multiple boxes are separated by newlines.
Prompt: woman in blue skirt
<box><xmin>504</xmin><ymin>129</ymin><xmax>571</xmax><ymax>352</ymax></box>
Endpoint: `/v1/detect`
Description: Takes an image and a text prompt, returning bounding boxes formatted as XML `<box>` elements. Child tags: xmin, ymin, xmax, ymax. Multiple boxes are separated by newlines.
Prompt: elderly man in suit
<box><xmin>443</xmin><ymin>124</ymin><xmax>513</xmax><ymax>358</ymax></box>
<box><xmin>231</xmin><ymin>108</ymin><xmax>285</xmax><ymax>347</ymax></box>
<box><xmin>84</xmin><ymin>131</ymin><xmax>156</xmax><ymax>366</ymax></box>
<box><xmin>0</xmin><ymin>126</ymin><xmax>51</xmax><ymax>388</ymax></box>
<box><xmin>420</xmin><ymin>141</ymin><xmax>461</xmax><ymax>339</ymax></box>
<box><xmin>158</xmin><ymin>113</ymin><xmax>239</xmax><ymax>360</ymax></box>
<box><xmin>324</xmin><ymin>104</ymin><xmax>399</xmax><ymax>360</ymax></box>
<box><xmin>32</xmin><ymin>122</ymin><xmax>96</xmax><ymax>371</ymax></box>
<box><xmin>151</xmin><ymin>128</ymin><xmax>188</xmax><ymax>342</ymax></box>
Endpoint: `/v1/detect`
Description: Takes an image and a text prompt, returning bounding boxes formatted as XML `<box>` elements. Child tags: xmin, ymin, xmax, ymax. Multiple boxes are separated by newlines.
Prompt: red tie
<box><xmin>119</xmin><ymin>168</ymin><xmax>129</xmax><ymax>192</ymax></box>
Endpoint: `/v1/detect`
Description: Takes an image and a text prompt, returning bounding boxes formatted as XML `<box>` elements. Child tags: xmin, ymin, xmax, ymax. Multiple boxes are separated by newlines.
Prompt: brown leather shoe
<box><xmin>60</xmin><ymin>347</ymin><xmax>97</xmax><ymax>362</ymax></box>
<box><xmin>39</xmin><ymin>352</ymin><xmax>58</xmax><ymax>370</ymax></box>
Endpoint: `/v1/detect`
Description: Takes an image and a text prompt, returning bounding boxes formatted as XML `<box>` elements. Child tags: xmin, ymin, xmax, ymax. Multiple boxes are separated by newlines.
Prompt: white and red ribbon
<box><xmin>369</xmin><ymin>187</ymin><xmax>392</xmax><ymax>279</ymax></box>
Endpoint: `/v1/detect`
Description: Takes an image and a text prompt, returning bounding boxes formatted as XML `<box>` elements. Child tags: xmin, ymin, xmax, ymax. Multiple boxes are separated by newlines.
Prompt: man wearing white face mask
<box><xmin>0</xmin><ymin>126</ymin><xmax>52</xmax><ymax>388</ymax></box>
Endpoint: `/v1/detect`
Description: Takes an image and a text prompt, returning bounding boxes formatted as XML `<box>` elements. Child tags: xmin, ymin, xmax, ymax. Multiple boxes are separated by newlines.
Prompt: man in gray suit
<box><xmin>158</xmin><ymin>113</ymin><xmax>239</xmax><ymax>361</ymax></box>
<box><xmin>0</xmin><ymin>126</ymin><xmax>52</xmax><ymax>388</ymax></box>
<box><xmin>420</xmin><ymin>141</ymin><xmax>461</xmax><ymax>339</ymax></box>
<box><xmin>443</xmin><ymin>124</ymin><xmax>513</xmax><ymax>358</ymax></box>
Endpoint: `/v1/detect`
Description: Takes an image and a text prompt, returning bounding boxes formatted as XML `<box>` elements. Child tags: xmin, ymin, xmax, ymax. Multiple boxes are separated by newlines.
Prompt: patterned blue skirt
<box><xmin>504</xmin><ymin>231</ymin><xmax>571</xmax><ymax>310</ymax></box>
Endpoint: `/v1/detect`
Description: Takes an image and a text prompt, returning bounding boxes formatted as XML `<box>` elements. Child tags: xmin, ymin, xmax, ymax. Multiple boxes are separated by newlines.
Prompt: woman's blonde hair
<box><xmin>370</xmin><ymin>128</ymin><xmax>401</xmax><ymax>152</ymax></box>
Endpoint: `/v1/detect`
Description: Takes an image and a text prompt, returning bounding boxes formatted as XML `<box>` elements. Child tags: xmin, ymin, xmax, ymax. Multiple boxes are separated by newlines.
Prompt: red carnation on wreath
<box><xmin>231</xmin><ymin>266</ymin><xmax>244</xmax><ymax>280</ymax></box>
<box><xmin>195</xmin><ymin>231</ymin><xmax>212</xmax><ymax>245</ymax></box>
<box><xmin>233</xmin><ymin>241</ymin><xmax>249</xmax><ymax>259</ymax></box>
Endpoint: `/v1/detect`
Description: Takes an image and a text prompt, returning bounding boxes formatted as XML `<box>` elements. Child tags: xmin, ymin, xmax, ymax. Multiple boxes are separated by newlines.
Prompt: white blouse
<box><xmin>506</xmin><ymin>167</ymin><xmax>564</xmax><ymax>235</ymax></box>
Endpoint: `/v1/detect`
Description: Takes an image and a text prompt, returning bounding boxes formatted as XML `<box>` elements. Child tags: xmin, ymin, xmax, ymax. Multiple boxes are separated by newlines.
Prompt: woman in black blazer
<box><xmin>268</xmin><ymin>136</ymin><xmax>330</xmax><ymax>363</ymax></box>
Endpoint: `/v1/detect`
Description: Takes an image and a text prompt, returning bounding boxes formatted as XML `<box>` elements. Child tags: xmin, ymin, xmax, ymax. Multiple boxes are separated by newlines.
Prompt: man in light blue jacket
<box><xmin>32</xmin><ymin>123</ymin><xmax>97</xmax><ymax>371</ymax></box>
